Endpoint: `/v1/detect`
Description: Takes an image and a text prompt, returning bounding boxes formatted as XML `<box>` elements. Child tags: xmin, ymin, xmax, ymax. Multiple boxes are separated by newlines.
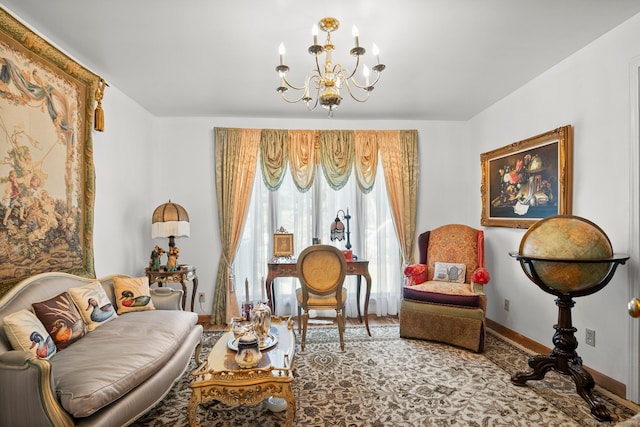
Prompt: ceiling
<box><xmin>2</xmin><ymin>0</ymin><xmax>640</xmax><ymax>121</ymax></box>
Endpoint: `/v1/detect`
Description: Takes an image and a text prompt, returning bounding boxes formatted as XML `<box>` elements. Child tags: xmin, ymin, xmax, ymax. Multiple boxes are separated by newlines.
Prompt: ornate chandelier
<box><xmin>276</xmin><ymin>17</ymin><xmax>385</xmax><ymax>117</ymax></box>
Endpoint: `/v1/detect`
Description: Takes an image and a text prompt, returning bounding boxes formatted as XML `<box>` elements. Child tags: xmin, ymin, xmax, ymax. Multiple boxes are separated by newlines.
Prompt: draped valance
<box><xmin>242</xmin><ymin>128</ymin><xmax>417</xmax><ymax>193</ymax></box>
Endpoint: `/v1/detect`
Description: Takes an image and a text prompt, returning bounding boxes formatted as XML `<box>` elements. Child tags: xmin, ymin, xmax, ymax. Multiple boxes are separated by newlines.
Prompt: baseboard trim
<box><xmin>486</xmin><ymin>318</ymin><xmax>626</xmax><ymax>399</ymax></box>
<box><xmin>197</xmin><ymin>314</ymin><xmax>211</xmax><ymax>325</ymax></box>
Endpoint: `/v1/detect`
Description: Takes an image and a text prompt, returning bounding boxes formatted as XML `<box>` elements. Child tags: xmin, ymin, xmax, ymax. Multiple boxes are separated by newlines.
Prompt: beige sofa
<box><xmin>0</xmin><ymin>272</ymin><xmax>203</xmax><ymax>426</ymax></box>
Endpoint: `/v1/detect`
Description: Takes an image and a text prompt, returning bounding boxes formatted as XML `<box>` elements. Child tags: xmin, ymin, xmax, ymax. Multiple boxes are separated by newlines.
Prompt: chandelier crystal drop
<box><xmin>276</xmin><ymin>17</ymin><xmax>385</xmax><ymax>117</ymax></box>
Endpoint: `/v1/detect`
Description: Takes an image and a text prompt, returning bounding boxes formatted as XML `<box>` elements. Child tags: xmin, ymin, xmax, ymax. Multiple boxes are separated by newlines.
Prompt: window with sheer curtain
<box><xmin>233</xmin><ymin>159</ymin><xmax>402</xmax><ymax>319</ymax></box>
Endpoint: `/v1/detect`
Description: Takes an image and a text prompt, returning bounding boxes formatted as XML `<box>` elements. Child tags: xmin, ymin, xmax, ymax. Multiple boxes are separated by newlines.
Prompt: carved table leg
<box><xmin>187</xmin><ymin>391</ymin><xmax>201</xmax><ymax>427</ymax></box>
<box><xmin>282</xmin><ymin>385</ymin><xmax>296</xmax><ymax>427</ymax></box>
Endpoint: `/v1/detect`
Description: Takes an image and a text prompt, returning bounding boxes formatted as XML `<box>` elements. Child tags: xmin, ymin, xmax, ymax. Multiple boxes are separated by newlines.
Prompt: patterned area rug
<box><xmin>131</xmin><ymin>325</ymin><xmax>637</xmax><ymax>426</ymax></box>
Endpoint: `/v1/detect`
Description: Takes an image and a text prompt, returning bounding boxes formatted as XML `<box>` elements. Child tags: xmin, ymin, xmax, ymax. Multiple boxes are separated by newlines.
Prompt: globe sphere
<box><xmin>519</xmin><ymin>215</ymin><xmax>613</xmax><ymax>294</ymax></box>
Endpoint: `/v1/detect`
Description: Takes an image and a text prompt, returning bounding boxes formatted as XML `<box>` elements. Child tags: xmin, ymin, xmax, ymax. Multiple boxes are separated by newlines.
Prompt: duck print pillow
<box><xmin>113</xmin><ymin>276</ymin><xmax>155</xmax><ymax>314</ymax></box>
<box><xmin>32</xmin><ymin>292</ymin><xmax>87</xmax><ymax>350</ymax></box>
<box><xmin>3</xmin><ymin>309</ymin><xmax>56</xmax><ymax>359</ymax></box>
<box><xmin>68</xmin><ymin>281</ymin><xmax>117</xmax><ymax>331</ymax></box>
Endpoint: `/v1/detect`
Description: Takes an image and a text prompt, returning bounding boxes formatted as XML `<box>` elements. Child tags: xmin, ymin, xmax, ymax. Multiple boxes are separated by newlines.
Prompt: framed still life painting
<box><xmin>480</xmin><ymin>125</ymin><xmax>573</xmax><ymax>229</ymax></box>
<box><xmin>0</xmin><ymin>8</ymin><xmax>102</xmax><ymax>296</ymax></box>
<box><xmin>273</xmin><ymin>226</ymin><xmax>294</xmax><ymax>258</ymax></box>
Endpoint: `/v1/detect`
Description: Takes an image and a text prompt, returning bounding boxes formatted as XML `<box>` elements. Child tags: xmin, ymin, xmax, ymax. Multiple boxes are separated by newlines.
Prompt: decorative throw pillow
<box><xmin>404</xmin><ymin>264</ymin><xmax>428</xmax><ymax>286</ymax></box>
<box><xmin>433</xmin><ymin>262</ymin><xmax>466</xmax><ymax>283</ymax></box>
<box><xmin>68</xmin><ymin>281</ymin><xmax>117</xmax><ymax>331</ymax></box>
<box><xmin>113</xmin><ymin>276</ymin><xmax>155</xmax><ymax>314</ymax></box>
<box><xmin>32</xmin><ymin>292</ymin><xmax>88</xmax><ymax>350</ymax></box>
<box><xmin>2</xmin><ymin>309</ymin><xmax>56</xmax><ymax>359</ymax></box>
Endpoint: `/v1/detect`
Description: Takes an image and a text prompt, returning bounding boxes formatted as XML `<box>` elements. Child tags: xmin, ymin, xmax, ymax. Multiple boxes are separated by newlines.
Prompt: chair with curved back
<box><xmin>400</xmin><ymin>224</ymin><xmax>490</xmax><ymax>352</ymax></box>
<box><xmin>296</xmin><ymin>244</ymin><xmax>348</xmax><ymax>351</ymax></box>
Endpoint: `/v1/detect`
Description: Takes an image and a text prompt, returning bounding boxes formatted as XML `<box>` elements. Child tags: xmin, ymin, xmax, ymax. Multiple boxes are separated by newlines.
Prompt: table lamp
<box><xmin>152</xmin><ymin>200</ymin><xmax>190</xmax><ymax>249</ymax></box>
<box><xmin>330</xmin><ymin>208</ymin><xmax>351</xmax><ymax>250</ymax></box>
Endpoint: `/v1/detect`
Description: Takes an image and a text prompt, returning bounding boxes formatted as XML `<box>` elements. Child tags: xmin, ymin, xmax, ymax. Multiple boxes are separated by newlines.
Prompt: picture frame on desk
<box><xmin>273</xmin><ymin>233</ymin><xmax>294</xmax><ymax>257</ymax></box>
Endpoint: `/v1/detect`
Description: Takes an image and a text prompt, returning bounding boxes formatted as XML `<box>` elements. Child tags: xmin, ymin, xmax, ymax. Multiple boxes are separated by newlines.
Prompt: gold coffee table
<box><xmin>187</xmin><ymin>316</ymin><xmax>296</xmax><ymax>426</ymax></box>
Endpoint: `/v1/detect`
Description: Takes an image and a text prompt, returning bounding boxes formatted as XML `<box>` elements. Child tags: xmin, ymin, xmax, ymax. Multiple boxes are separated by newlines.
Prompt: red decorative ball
<box><xmin>404</xmin><ymin>264</ymin><xmax>428</xmax><ymax>285</ymax></box>
<box><xmin>471</xmin><ymin>267</ymin><xmax>490</xmax><ymax>285</ymax></box>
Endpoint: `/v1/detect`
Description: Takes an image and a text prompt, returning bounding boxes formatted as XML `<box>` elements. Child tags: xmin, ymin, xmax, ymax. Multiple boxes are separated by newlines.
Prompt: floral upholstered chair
<box><xmin>400</xmin><ymin>224</ymin><xmax>490</xmax><ymax>352</ymax></box>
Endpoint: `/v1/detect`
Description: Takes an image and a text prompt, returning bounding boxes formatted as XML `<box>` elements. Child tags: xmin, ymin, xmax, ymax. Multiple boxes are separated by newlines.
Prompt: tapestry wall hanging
<box><xmin>0</xmin><ymin>8</ymin><xmax>102</xmax><ymax>296</ymax></box>
<box><xmin>480</xmin><ymin>125</ymin><xmax>573</xmax><ymax>228</ymax></box>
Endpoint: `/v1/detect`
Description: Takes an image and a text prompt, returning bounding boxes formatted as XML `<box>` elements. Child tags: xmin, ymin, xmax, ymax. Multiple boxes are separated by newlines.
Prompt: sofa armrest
<box><xmin>0</xmin><ymin>351</ymin><xmax>74</xmax><ymax>427</ymax></box>
<box><xmin>150</xmin><ymin>287</ymin><xmax>184</xmax><ymax>310</ymax></box>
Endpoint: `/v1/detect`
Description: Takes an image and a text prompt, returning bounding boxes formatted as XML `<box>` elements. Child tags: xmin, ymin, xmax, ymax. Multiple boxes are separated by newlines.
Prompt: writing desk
<box><xmin>266</xmin><ymin>259</ymin><xmax>372</xmax><ymax>336</ymax></box>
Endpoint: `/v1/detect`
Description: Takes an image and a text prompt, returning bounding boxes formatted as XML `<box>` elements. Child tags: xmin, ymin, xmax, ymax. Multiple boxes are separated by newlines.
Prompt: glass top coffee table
<box><xmin>187</xmin><ymin>316</ymin><xmax>296</xmax><ymax>427</ymax></box>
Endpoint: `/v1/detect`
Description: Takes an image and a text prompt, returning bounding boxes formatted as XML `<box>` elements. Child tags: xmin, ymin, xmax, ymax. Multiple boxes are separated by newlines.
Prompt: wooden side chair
<box><xmin>296</xmin><ymin>245</ymin><xmax>348</xmax><ymax>351</ymax></box>
<box><xmin>400</xmin><ymin>224</ymin><xmax>490</xmax><ymax>352</ymax></box>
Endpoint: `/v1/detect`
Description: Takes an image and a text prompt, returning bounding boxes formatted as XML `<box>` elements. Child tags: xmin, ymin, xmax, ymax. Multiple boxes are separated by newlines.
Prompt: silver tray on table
<box><xmin>227</xmin><ymin>333</ymin><xmax>278</xmax><ymax>351</ymax></box>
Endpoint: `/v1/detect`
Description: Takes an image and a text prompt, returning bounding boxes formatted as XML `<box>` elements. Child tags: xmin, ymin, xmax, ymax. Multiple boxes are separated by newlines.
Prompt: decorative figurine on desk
<box><xmin>166</xmin><ymin>246</ymin><xmax>179</xmax><ymax>271</ymax></box>
<box><xmin>149</xmin><ymin>246</ymin><xmax>164</xmax><ymax>271</ymax></box>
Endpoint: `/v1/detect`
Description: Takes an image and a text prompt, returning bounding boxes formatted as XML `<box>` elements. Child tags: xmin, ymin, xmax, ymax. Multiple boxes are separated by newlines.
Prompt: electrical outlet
<box><xmin>586</xmin><ymin>328</ymin><xmax>596</xmax><ymax>347</ymax></box>
<box><xmin>504</xmin><ymin>299</ymin><xmax>510</xmax><ymax>312</ymax></box>
<box><xmin>198</xmin><ymin>292</ymin><xmax>205</xmax><ymax>303</ymax></box>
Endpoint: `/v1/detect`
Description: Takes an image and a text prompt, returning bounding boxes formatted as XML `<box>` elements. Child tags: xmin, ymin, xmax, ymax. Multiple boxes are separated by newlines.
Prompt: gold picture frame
<box><xmin>480</xmin><ymin>125</ymin><xmax>573</xmax><ymax>228</ymax></box>
<box><xmin>0</xmin><ymin>8</ymin><xmax>101</xmax><ymax>296</ymax></box>
<box><xmin>273</xmin><ymin>233</ymin><xmax>294</xmax><ymax>257</ymax></box>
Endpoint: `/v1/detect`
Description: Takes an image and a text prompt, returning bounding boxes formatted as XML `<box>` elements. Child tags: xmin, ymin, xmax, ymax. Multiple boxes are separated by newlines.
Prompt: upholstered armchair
<box><xmin>296</xmin><ymin>245</ymin><xmax>348</xmax><ymax>351</ymax></box>
<box><xmin>399</xmin><ymin>224</ymin><xmax>490</xmax><ymax>352</ymax></box>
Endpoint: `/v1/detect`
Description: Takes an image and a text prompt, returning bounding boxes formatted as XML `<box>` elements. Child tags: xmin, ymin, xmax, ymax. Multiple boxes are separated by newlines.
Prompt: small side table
<box><xmin>145</xmin><ymin>265</ymin><xmax>198</xmax><ymax>312</ymax></box>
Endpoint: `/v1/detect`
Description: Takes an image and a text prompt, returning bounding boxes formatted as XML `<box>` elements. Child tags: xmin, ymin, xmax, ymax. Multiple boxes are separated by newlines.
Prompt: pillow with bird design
<box><xmin>32</xmin><ymin>292</ymin><xmax>88</xmax><ymax>350</ymax></box>
<box><xmin>113</xmin><ymin>276</ymin><xmax>156</xmax><ymax>314</ymax></box>
<box><xmin>3</xmin><ymin>309</ymin><xmax>57</xmax><ymax>359</ymax></box>
<box><xmin>68</xmin><ymin>281</ymin><xmax>118</xmax><ymax>331</ymax></box>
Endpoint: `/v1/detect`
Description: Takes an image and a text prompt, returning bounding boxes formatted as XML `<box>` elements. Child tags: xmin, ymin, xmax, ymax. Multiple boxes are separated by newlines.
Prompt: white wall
<box><xmin>469</xmin><ymin>13</ymin><xmax>640</xmax><ymax>388</ymax></box>
<box><xmin>91</xmin><ymin>86</ymin><xmax>158</xmax><ymax>278</ymax></box>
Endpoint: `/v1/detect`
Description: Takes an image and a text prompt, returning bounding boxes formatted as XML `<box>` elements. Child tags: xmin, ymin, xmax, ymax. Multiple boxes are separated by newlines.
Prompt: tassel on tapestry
<box><xmin>94</xmin><ymin>78</ymin><xmax>107</xmax><ymax>132</ymax></box>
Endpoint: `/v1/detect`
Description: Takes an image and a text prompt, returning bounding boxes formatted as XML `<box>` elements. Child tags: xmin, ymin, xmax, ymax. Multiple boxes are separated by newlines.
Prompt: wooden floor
<box><xmin>201</xmin><ymin>315</ymin><xmax>399</xmax><ymax>331</ymax></box>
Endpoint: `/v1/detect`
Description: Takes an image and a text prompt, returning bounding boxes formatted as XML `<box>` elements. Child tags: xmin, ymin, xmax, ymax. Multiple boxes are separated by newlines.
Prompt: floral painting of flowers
<box><xmin>480</xmin><ymin>126</ymin><xmax>573</xmax><ymax>228</ymax></box>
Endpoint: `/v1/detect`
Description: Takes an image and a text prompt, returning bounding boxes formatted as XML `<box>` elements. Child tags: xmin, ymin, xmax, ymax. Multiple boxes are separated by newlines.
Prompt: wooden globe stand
<box><xmin>509</xmin><ymin>253</ymin><xmax>628</xmax><ymax>422</ymax></box>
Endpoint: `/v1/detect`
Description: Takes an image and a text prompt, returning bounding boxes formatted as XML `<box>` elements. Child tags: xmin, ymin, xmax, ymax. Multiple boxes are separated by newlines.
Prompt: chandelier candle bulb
<box><xmin>245</xmin><ymin>278</ymin><xmax>250</xmax><ymax>304</ymax></box>
<box><xmin>352</xmin><ymin>25</ymin><xmax>360</xmax><ymax>47</ymax></box>
<box><xmin>279</xmin><ymin>43</ymin><xmax>285</xmax><ymax>65</ymax></box>
<box><xmin>312</xmin><ymin>24</ymin><xmax>318</xmax><ymax>45</ymax></box>
<box><xmin>373</xmin><ymin>43</ymin><xmax>380</xmax><ymax>64</ymax></box>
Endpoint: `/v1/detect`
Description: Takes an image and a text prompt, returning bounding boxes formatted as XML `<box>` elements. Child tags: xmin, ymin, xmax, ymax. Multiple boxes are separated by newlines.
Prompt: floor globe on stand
<box><xmin>509</xmin><ymin>215</ymin><xmax>628</xmax><ymax>422</ymax></box>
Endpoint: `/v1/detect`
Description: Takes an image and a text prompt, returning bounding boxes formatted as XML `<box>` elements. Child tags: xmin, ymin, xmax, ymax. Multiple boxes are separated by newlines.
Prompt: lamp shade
<box><xmin>152</xmin><ymin>201</ymin><xmax>190</xmax><ymax>238</ymax></box>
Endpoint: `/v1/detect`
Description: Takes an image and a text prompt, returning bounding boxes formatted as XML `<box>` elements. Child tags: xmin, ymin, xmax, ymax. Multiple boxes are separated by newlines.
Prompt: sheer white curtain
<box><xmin>234</xmin><ymin>159</ymin><xmax>402</xmax><ymax>319</ymax></box>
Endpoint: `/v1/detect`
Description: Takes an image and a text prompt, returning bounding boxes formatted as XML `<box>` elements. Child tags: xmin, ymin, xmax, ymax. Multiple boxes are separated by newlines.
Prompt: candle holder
<box><xmin>241</xmin><ymin>302</ymin><xmax>253</xmax><ymax>320</ymax></box>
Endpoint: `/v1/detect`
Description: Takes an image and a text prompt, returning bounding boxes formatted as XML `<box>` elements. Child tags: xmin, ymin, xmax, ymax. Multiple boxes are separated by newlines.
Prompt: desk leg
<box><xmin>265</xmin><ymin>275</ymin><xmax>275</xmax><ymax>312</ymax></box>
<box><xmin>363</xmin><ymin>271</ymin><xmax>372</xmax><ymax>336</ymax></box>
<box><xmin>190</xmin><ymin>276</ymin><xmax>198</xmax><ymax>312</ymax></box>
<box><xmin>356</xmin><ymin>275</ymin><xmax>362</xmax><ymax>322</ymax></box>
<box><xmin>179</xmin><ymin>280</ymin><xmax>187</xmax><ymax>311</ymax></box>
